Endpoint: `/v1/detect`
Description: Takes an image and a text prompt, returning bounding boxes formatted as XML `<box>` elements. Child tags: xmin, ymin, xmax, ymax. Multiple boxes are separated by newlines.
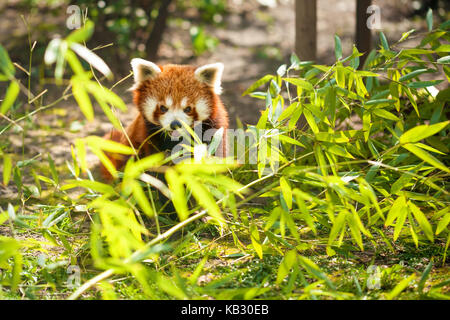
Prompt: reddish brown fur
<box><xmin>100</xmin><ymin>64</ymin><xmax>229</xmax><ymax>180</ymax></box>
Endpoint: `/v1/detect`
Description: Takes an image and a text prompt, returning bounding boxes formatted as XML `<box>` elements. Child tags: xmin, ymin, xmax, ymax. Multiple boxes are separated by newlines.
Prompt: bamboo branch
<box><xmin>67</xmin><ymin>155</ymin><xmax>300</xmax><ymax>300</ymax></box>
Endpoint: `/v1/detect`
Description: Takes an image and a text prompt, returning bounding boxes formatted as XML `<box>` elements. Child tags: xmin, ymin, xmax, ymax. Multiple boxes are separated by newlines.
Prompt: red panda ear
<box><xmin>194</xmin><ymin>63</ymin><xmax>224</xmax><ymax>95</ymax></box>
<box><xmin>131</xmin><ymin>58</ymin><xmax>161</xmax><ymax>87</ymax></box>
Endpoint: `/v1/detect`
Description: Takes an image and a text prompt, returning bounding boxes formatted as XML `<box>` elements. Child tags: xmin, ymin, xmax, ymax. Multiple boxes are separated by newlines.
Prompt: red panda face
<box><xmin>130</xmin><ymin>59</ymin><xmax>224</xmax><ymax>131</ymax></box>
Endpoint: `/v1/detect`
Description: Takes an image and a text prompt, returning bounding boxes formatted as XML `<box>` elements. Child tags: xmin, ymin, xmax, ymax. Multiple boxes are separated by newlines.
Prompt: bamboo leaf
<box><xmin>72</xmin><ymin>78</ymin><xmax>94</xmax><ymax>121</ymax></box>
<box><xmin>207</xmin><ymin>127</ymin><xmax>224</xmax><ymax>156</ymax></box>
<box><xmin>365</xmin><ymin>98</ymin><xmax>396</xmax><ymax>106</ymax></box>
<box><xmin>347</xmin><ymin>211</ymin><xmax>364</xmax><ymax>250</ymax></box>
<box><xmin>283</xmin><ymin>78</ymin><xmax>314</xmax><ymax>91</ymax></box>
<box><xmin>66</xmin><ymin>20</ymin><xmax>95</xmax><ymax>43</ymax></box>
<box><xmin>85</xmin><ymin>81</ymin><xmax>127</xmax><ymax>111</ymax></box>
<box><xmin>242</xmin><ymin>75</ymin><xmax>274</xmax><ymax>96</ymax></box>
<box><xmin>418</xmin><ymin>261</ymin><xmax>433</xmax><ymax>293</ymax></box>
<box><xmin>372</xmin><ymin>109</ymin><xmax>400</xmax><ymax>121</ymax></box>
<box><xmin>386</xmin><ymin>274</ymin><xmax>416</xmax><ymax>300</ymax></box>
<box><xmin>399</xmin><ymin>69</ymin><xmax>428</xmax><ymax>82</ymax></box>
<box><xmin>408</xmin><ymin>201</ymin><xmax>433</xmax><ymax>242</ymax></box>
<box><xmin>89</xmin><ymin>88</ymin><xmax>122</xmax><ymax>129</ymax></box>
<box><xmin>74</xmin><ymin>138</ymin><xmax>87</xmax><ymax>173</ymax></box>
<box><xmin>85</xmin><ymin>136</ymin><xmax>134</xmax><ymax>155</ymax></box>
<box><xmin>278</xmin><ymin>134</ymin><xmax>305</xmax><ymax>147</ymax></box>
<box><xmin>426</xmin><ymin>8</ymin><xmax>433</xmax><ymax>32</ymax></box>
<box><xmin>129</xmin><ymin>181</ymin><xmax>152</xmax><ymax>217</ymax></box>
<box><xmin>156</xmin><ymin>274</ymin><xmax>187</xmax><ymax>300</ymax></box>
<box><xmin>335</xmin><ymin>66</ymin><xmax>346</xmax><ymax>88</ymax></box>
<box><xmin>437</xmin><ymin>55</ymin><xmax>450</xmax><ymax>64</ymax></box>
<box><xmin>328</xmin><ymin>210</ymin><xmax>347</xmax><ymax>247</ymax></box>
<box><xmin>165</xmin><ymin>168</ymin><xmax>188</xmax><ymax>221</ymax></box>
<box><xmin>0</xmin><ymin>80</ymin><xmax>20</xmax><ymax>114</ymax></box>
<box><xmin>3</xmin><ymin>154</ymin><xmax>12</xmax><ymax>186</ymax></box>
<box><xmin>62</xmin><ymin>179</ymin><xmax>116</xmax><ymax>195</ymax></box>
<box><xmin>47</xmin><ymin>154</ymin><xmax>59</xmax><ymax>185</ymax></box>
<box><xmin>385</xmin><ymin>195</ymin><xmax>407</xmax><ymax>227</ymax></box>
<box><xmin>303</xmin><ymin>108</ymin><xmax>319</xmax><ymax>134</ymax></box>
<box><xmin>189</xmin><ymin>257</ymin><xmax>208</xmax><ymax>286</ymax></box>
<box><xmin>44</xmin><ymin>38</ymin><xmax>61</xmax><ymax>65</ymax></box>
<box><xmin>400</xmin><ymin>121</ymin><xmax>449</xmax><ymax>144</ymax></box>
<box><xmin>280</xmin><ymin>177</ymin><xmax>292</xmax><ymax>210</ymax></box>
<box><xmin>363</xmin><ymin>111</ymin><xmax>371</xmax><ymax>142</ymax></box>
<box><xmin>399</xmin><ymin>29</ymin><xmax>415</xmax><ymax>42</ymax></box>
<box><xmin>379</xmin><ymin>32</ymin><xmax>389</xmax><ymax>50</ymax></box>
<box><xmin>314</xmin><ymin>144</ymin><xmax>328</xmax><ymax>176</ymax></box>
<box><xmin>298</xmin><ymin>256</ymin><xmax>336</xmax><ymax>290</ymax></box>
<box><xmin>390</xmin><ymin>173</ymin><xmax>413</xmax><ymax>194</ymax></box>
<box><xmin>0</xmin><ymin>44</ymin><xmax>15</xmax><ymax>77</ymax></box>
<box><xmin>394</xmin><ymin>202</ymin><xmax>408</xmax><ymax>241</ymax></box>
<box><xmin>404</xmin><ymin>87</ymin><xmax>419</xmax><ymax>117</ymax></box>
<box><xmin>334</xmin><ymin>35</ymin><xmax>342</xmax><ymax>60</ymax></box>
<box><xmin>436</xmin><ymin>211</ymin><xmax>450</xmax><ymax>235</ymax></box>
<box><xmin>407</xmin><ymin>80</ymin><xmax>443</xmax><ymax>88</ymax></box>
<box><xmin>403</xmin><ymin>143</ymin><xmax>449</xmax><ymax>173</ymax></box>
<box><xmin>70</xmin><ymin>43</ymin><xmax>112</xmax><ymax>78</ymax></box>
<box><xmin>276</xmin><ymin>249</ymin><xmax>297</xmax><ymax>284</ymax></box>
<box><xmin>186</xmin><ymin>176</ymin><xmax>223</xmax><ymax>221</ymax></box>
<box><xmin>90</xmin><ymin>147</ymin><xmax>118</xmax><ymax>179</ymax></box>
<box><xmin>250</xmin><ymin>224</ymin><xmax>263</xmax><ymax>259</ymax></box>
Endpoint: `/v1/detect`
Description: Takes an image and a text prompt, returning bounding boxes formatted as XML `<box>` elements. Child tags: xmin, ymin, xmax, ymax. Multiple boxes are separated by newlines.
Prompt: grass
<box><xmin>1</xmin><ymin>194</ymin><xmax>448</xmax><ymax>300</ymax></box>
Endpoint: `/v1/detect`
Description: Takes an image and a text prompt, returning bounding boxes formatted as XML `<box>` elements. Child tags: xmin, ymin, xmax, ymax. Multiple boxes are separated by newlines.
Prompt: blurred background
<box><xmin>1</xmin><ymin>0</ymin><xmax>449</xmax><ymax>133</ymax></box>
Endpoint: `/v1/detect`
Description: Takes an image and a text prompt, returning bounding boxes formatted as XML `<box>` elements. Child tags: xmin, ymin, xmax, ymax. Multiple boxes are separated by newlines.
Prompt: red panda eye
<box><xmin>184</xmin><ymin>106</ymin><xmax>191</xmax><ymax>113</ymax></box>
<box><xmin>160</xmin><ymin>105</ymin><xmax>168</xmax><ymax>113</ymax></box>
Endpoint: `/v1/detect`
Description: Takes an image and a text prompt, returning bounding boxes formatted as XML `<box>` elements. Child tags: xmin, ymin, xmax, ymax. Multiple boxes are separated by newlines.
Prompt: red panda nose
<box><xmin>170</xmin><ymin>120</ymin><xmax>182</xmax><ymax>130</ymax></box>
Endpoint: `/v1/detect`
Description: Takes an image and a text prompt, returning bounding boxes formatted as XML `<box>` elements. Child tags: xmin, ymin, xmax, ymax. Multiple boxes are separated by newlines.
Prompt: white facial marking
<box><xmin>195</xmin><ymin>98</ymin><xmax>211</xmax><ymax>121</ymax></box>
<box><xmin>180</xmin><ymin>97</ymin><xmax>188</xmax><ymax>108</ymax></box>
<box><xmin>142</xmin><ymin>97</ymin><xmax>157</xmax><ymax>123</ymax></box>
<box><xmin>165</xmin><ymin>96</ymin><xmax>173</xmax><ymax>107</ymax></box>
<box><xmin>160</xmin><ymin>109</ymin><xmax>193</xmax><ymax>130</ymax></box>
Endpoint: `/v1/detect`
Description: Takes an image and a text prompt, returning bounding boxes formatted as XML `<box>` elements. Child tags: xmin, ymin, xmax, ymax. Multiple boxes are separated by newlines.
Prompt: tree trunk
<box><xmin>295</xmin><ymin>0</ymin><xmax>317</xmax><ymax>61</ymax></box>
<box><xmin>146</xmin><ymin>0</ymin><xmax>173</xmax><ymax>61</ymax></box>
<box><xmin>356</xmin><ymin>0</ymin><xmax>372</xmax><ymax>68</ymax></box>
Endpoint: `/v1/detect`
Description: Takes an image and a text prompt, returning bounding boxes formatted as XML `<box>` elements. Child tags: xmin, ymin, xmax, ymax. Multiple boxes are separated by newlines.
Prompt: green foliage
<box><xmin>190</xmin><ymin>26</ymin><xmax>219</xmax><ymax>56</ymax></box>
<box><xmin>63</xmin><ymin>0</ymin><xmax>224</xmax><ymax>57</ymax></box>
<box><xmin>0</xmin><ymin>17</ymin><xmax>449</xmax><ymax>300</ymax></box>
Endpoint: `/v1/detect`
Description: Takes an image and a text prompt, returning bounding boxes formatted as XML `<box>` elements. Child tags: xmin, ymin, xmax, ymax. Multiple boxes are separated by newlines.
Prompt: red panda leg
<box><xmin>100</xmin><ymin>129</ymin><xmax>128</xmax><ymax>180</ymax></box>
<box><xmin>215</xmin><ymin>128</ymin><xmax>228</xmax><ymax>158</ymax></box>
<box><xmin>100</xmin><ymin>114</ymin><xmax>150</xmax><ymax>180</ymax></box>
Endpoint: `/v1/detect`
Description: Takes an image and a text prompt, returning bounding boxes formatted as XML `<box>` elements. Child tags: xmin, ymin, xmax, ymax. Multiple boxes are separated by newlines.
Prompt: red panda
<box><xmin>100</xmin><ymin>59</ymin><xmax>229</xmax><ymax>179</ymax></box>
